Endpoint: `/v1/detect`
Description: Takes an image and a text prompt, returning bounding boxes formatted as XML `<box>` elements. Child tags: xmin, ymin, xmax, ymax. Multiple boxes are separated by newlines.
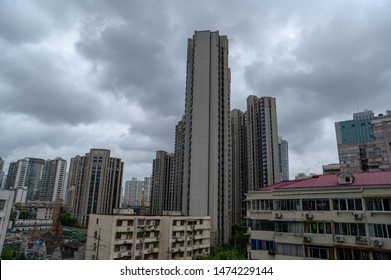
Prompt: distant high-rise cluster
<box><xmin>150</xmin><ymin>31</ymin><xmax>287</xmax><ymax>245</ymax></box>
<box><xmin>3</xmin><ymin>157</ymin><xmax>67</xmax><ymax>203</ymax></box>
<box><xmin>335</xmin><ymin>110</ymin><xmax>391</xmax><ymax>172</ymax></box>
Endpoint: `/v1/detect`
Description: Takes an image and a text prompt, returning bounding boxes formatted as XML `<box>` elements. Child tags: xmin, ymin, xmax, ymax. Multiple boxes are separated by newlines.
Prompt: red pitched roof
<box><xmin>259</xmin><ymin>171</ymin><xmax>391</xmax><ymax>191</ymax></box>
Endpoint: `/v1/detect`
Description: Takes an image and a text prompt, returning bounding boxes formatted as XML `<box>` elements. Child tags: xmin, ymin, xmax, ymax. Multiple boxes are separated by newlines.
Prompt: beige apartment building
<box><xmin>246</xmin><ymin>172</ymin><xmax>391</xmax><ymax>260</ymax></box>
<box><xmin>182</xmin><ymin>31</ymin><xmax>231</xmax><ymax>245</ymax></box>
<box><xmin>85</xmin><ymin>211</ymin><xmax>211</xmax><ymax>260</ymax></box>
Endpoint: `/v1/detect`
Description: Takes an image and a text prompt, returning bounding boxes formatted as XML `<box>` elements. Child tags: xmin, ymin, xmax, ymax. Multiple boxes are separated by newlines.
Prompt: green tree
<box><xmin>61</xmin><ymin>211</ymin><xmax>77</xmax><ymax>227</ymax></box>
<box><xmin>1</xmin><ymin>246</ymin><xmax>13</xmax><ymax>260</ymax></box>
<box><xmin>195</xmin><ymin>246</ymin><xmax>243</xmax><ymax>260</ymax></box>
<box><xmin>18</xmin><ymin>210</ymin><xmax>29</xmax><ymax>219</ymax></box>
<box><xmin>230</xmin><ymin>221</ymin><xmax>248</xmax><ymax>257</ymax></box>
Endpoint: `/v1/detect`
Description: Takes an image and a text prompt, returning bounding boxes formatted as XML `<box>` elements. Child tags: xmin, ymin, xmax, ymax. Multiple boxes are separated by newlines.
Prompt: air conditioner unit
<box><xmin>335</xmin><ymin>235</ymin><xmax>344</xmax><ymax>242</ymax></box>
<box><xmin>275</xmin><ymin>213</ymin><xmax>282</xmax><ymax>219</ymax></box>
<box><xmin>373</xmin><ymin>240</ymin><xmax>383</xmax><ymax>247</ymax></box>
<box><xmin>303</xmin><ymin>236</ymin><xmax>312</xmax><ymax>243</ymax></box>
<box><xmin>305</xmin><ymin>213</ymin><xmax>313</xmax><ymax>220</ymax></box>
<box><xmin>353</xmin><ymin>213</ymin><xmax>363</xmax><ymax>220</ymax></box>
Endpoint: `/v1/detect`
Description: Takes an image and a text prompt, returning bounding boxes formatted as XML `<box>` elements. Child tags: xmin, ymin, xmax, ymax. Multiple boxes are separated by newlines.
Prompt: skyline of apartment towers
<box><xmin>150</xmin><ymin>30</ymin><xmax>288</xmax><ymax>245</ymax></box>
<box><xmin>1</xmin><ymin>31</ymin><xmax>289</xmax><ymax>247</ymax></box>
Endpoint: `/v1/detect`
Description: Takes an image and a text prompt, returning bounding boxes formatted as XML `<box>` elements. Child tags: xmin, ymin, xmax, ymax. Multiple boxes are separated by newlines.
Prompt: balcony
<box><xmin>114</xmin><ymin>239</ymin><xmax>132</xmax><ymax>245</ymax></box>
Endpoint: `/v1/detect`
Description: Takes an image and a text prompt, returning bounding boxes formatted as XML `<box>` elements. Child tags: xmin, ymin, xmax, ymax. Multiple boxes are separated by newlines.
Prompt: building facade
<box><xmin>35</xmin><ymin>157</ymin><xmax>67</xmax><ymax>202</ymax></box>
<box><xmin>85</xmin><ymin>211</ymin><xmax>210</xmax><ymax>260</ymax></box>
<box><xmin>71</xmin><ymin>149</ymin><xmax>123</xmax><ymax>226</ymax></box>
<box><xmin>182</xmin><ymin>30</ymin><xmax>231</xmax><ymax>245</ymax></box>
<box><xmin>278</xmin><ymin>136</ymin><xmax>289</xmax><ymax>181</ymax></box>
<box><xmin>0</xmin><ymin>157</ymin><xmax>4</xmax><ymax>190</ymax></box>
<box><xmin>5</xmin><ymin>157</ymin><xmax>45</xmax><ymax>200</ymax></box>
<box><xmin>246</xmin><ymin>172</ymin><xmax>391</xmax><ymax>260</ymax></box>
<box><xmin>0</xmin><ymin>190</ymin><xmax>14</xmax><ymax>254</ymax></box>
<box><xmin>231</xmin><ymin>109</ymin><xmax>248</xmax><ymax>225</ymax></box>
<box><xmin>246</xmin><ymin>96</ymin><xmax>280</xmax><ymax>190</ymax></box>
<box><xmin>335</xmin><ymin>110</ymin><xmax>391</xmax><ymax>172</ymax></box>
<box><xmin>123</xmin><ymin>178</ymin><xmax>145</xmax><ymax>208</ymax></box>
<box><xmin>150</xmin><ymin>151</ymin><xmax>174</xmax><ymax>215</ymax></box>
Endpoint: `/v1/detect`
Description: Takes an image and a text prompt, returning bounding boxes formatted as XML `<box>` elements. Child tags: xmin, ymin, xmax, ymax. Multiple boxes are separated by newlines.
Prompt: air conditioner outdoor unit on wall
<box><xmin>373</xmin><ymin>240</ymin><xmax>383</xmax><ymax>247</ymax></box>
<box><xmin>275</xmin><ymin>213</ymin><xmax>282</xmax><ymax>219</ymax></box>
<box><xmin>305</xmin><ymin>213</ymin><xmax>313</xmax><ymax>220</ymax></box>
<box><xmin>335</xmin><ymin>235</ymin><xmax>344</xmax><ymax>242</ymax></box>
<box><xmin>303</xmin><ymin>236</ymin><xmax>312</xmax><ymax>243</ymax></box>
<box><xmin>353</xmin><ymin>213</ymin><xmax>363</xmax><ymax>220</ymax></box>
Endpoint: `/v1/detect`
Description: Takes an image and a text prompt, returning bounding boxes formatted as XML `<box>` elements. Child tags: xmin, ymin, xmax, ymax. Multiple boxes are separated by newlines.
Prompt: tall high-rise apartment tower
<box><xmin>35</xmin><ymin>157</ymin><xmax>67</xmax><ymax>202</ymax></box>
<box><xmin>246</xmin><ymin>96</ymin><xmax>280</xmax><ymax>190</ymax></box>
<box><xmin>150</xmin><ymin>151</ymin><xmax>174</xmax><ymax>215</ymax></box>
<box><xmin>278</xmin><ymin>136</ymin><xmax>289</xmax><ymax>181</ymax></box>
<box><xmin>4</xmin><ymin>157</ymin><xmax>45</xmax><ymax>200</ymax></box>
<box><xmin>70</xmin><ymin>149</ymin><xmax>123</xmax><ymax>226</ymax></box>
<box><xmin>182</xmin><ymin>30</ymin><xmax>231</xmax><ymax>245</ymax></box>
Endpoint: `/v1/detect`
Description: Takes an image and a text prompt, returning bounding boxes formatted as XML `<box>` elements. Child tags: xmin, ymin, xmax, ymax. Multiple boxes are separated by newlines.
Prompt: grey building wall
<box><xmin>182</xmin><ymin>30</ymin><xmax>231</xmax><ymax>245</ymax></box>
<box><xmin>247</xmin><ymin>96</ymin><xmax>280</xmax><ymax>190</ymax></box>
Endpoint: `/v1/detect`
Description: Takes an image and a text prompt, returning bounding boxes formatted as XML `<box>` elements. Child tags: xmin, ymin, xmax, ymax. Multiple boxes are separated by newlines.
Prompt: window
<box><xmin>304</xmin><ymin>222</ymin><xmax>332</xmax><ymax>234</ymax></box>
<box><xmin>365</xmin><ymin>198</ymin><xmax>391</xmax><ymax>211</ymax></box>
<box><xmin>96</xmin><ymin>218</ymin><xmax>99</xmax><ymax>224</ymax></box>
<box><xmin>276</xmin><ymin>243</ymin><xmax>304</xmax><ymax>257</ymax></box>
<box><xmin>333</xmin><ymin>198</ymin><xmax>363</xmax><ymax>211</ymax></box>
<box><xmin>275</xmin><ymin>221</ymin><xmax>302</xmax><ymax>234</ymax></box>
<box><xmin>116</xmin><ymin>220</ymin><xmax>123</xmax><ymax>226</ymax></box>
<box><xmin>251</xmin><ymin>220</ymin><xmax>275</xmax><ymax>231</ymax></box>
<box><xmin>250</xmin><ymin>199</ymin><xmax>273</xmax><ymax>211</ymax></box>
<box><xmin>302</xmin><ymin>199</ymin><xmax>330</xmax><ymax>211</ymax></box>
<box><xmin>305</xmin><ymin>246</ymin><xmax>334</xmax><ymax>260</ymax></box>
<box><xmin>251</xmin><ymin>239</ymin><xmax>275</xmax><ymax>251</ymax></box>
<box><xmin>0</xmin><ymin>200</ymin><xmax>6</xmax><ymax>211</ymax></box>
<box><xmin>334</xmin><ymin>223</ymin><xmax>366</xmax><ymax>237</ymax></box>
<box><xmin>274</xmin><ymin>199</ymin><xmax>301</xmax><ymax>211</ymax></box>
<box><xmin>368</xmin><ymin>224</ymin><xmax>391</xmax><ymax>238</ymax></box>
<box><xmin>373</xmin><ymin>251</ymin><xmax>391</xmax><ymax>260</ymax></box>
<box><xmin>337</xmin><ymin>248</ymin><xmax>369</xmax><ymax>260</ymax></box>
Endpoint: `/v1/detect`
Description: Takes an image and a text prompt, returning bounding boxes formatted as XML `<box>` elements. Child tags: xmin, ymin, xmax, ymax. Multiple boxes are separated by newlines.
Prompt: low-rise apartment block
<box><xmin>246</xmin><ymin>171</ymin><xmax>391</xmax><ymax>260</ymax></box>
<box><xmin>86</xmin><ymin>211</ymin><xmax>211</xmax><ymax>260</ymax></box>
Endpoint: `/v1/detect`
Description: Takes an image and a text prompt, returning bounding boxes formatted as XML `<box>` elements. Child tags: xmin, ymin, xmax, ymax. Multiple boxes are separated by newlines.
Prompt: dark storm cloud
<box><xmin>0</xmin><ymin>45</ymin><xmax>102</xmax><ymax>125</ymax></box>
<box><xmin>74</xmin><ymin>1</ymin><xmax>184</xmax><ymax>118</ymax></box>
<box><xmin>243</xmin><ymin>0</ymin><xmax>391</xmax><ymax>158</ymax></box>
<box><xmin>1</xmin><ymin>0</ymin><xmax>391</xmax><ymax>179</ymax></box>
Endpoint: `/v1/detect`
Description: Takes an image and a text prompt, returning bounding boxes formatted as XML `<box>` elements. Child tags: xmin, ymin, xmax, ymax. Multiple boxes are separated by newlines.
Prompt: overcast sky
<box><xmin>1</xmin><ymin>0</ymin><xmax>391</xmax><ymax>183</ymax></box>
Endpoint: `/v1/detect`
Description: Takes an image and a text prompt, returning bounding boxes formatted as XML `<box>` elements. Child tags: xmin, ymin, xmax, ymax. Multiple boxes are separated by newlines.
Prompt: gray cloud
<box><xmin>1</xmin><ymin>0</ymin><xmax>391</xmax><ymax>180</ymax></box>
